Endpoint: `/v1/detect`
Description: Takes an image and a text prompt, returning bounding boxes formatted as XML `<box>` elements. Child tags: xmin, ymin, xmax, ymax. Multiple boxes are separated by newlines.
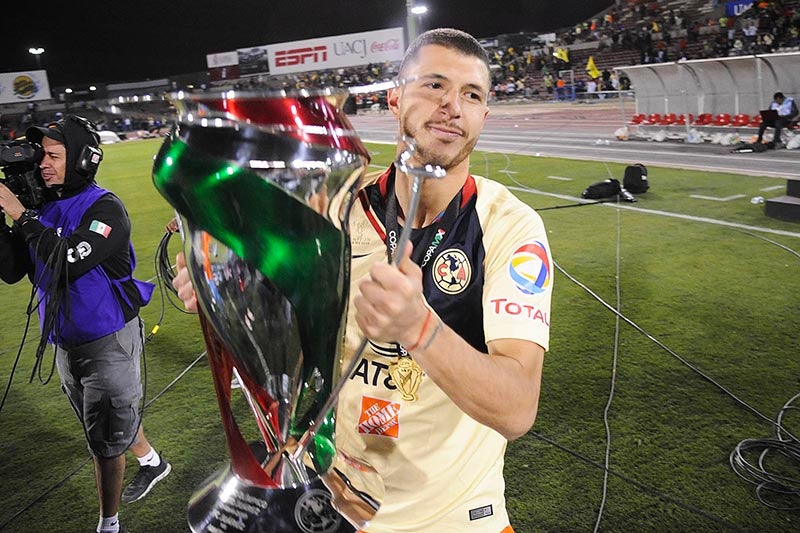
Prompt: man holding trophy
<box><xmin>170</xmin><ymin>28</ymin><xmax>551</xmax><ymax>533</ymax></box>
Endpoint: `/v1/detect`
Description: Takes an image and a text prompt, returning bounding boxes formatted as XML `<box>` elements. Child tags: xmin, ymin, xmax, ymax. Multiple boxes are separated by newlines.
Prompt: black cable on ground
<box><xmin>490</xmin><ymin>151</ymin><xmax>757</xmax><ymax>528</ymax></box>
<box><xmin>530</xmin><ymin>430</ymin><xmax>746</xmax><ymax>531</ymax></box>
<box><xmin>0</xmin><ymin>349</ymin><xmax>208</xmax><ymax>530</ymax></box>
<box><xmin>1</xmin><ymin>233</ymin><xmax>68</xmax><ymax>414</ymax></box>
<box><xmin>726</xmin><ymin>232</ymin><xmax>800</xmax><ymax>512</ymax></box>
<box><xmin>555</xmin><ymin>260</ymin><xmax>798</xmax><ymax>443</ymax></box>
<box><xmin>593</xmin><ymin>198</ymin><xmax>624</xmax><ymax>533</ymax></box>
<box><xmin>146</xmin><ymin>230</ymin><xmax>192</xmax><ymax>343</ymax></box>
<box><xmin>1</xmin><ymin>229</ymin><xmax>179</xmax><ymax>411</ymax></box>
<box><xmin>155</xmin><ymin>229</ymin><xmax>190</xmax><ymax>308</ymax></box>
<box><xmin>535</xmin><ymin>198</ymin><xmax>614</xmax><ymax>211</ymax></box>
<box><xmin>0</xmin><ymin>455</ymin><xmax>94</xmax><ymax>530</ymax></box>
<box><xmin>0</xmin><ymin>285</ymin><xmax>38</xmax><ymax>414</ymax></box>
<box><xmin>730</xmin><ymin>392</ymin><xmax>800</xmax><ymax>511</ymax></box>
<box><xmin>29</xmin><ymin>235</ymin><xmax>68</xmax><ymax>386</ymax></box>
<box><xmin>552</xmin><ymin>227</ymin><xmax>800</xmax><ymax>520</ymax></box>
<box><xmin>1</xmin><ymin>229</ymin><xmax>203</xmax><ymax>527</ymax></box>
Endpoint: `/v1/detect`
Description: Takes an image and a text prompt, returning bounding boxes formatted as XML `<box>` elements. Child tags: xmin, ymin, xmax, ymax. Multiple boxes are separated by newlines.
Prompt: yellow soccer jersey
<box><xmin>336</xmin><ymin>167</ymin><xmax>552</xmax><ymax>532</ymax></box>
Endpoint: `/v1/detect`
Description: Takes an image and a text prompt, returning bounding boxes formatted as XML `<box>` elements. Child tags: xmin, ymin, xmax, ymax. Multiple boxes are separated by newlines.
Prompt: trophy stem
<box><xmin>293</xmin><ymin>168</ymin><xmax>429</xmax><ymax>462</ymax></box>
<box><xmin>235</xmin><ymin>368</ymin><xmax>281</xmax><ymax>452</ymax></box>
<box><xmin>292</xmin><ymin>337</ymin><xmax>368</xmax><ymax>463</ymax></box>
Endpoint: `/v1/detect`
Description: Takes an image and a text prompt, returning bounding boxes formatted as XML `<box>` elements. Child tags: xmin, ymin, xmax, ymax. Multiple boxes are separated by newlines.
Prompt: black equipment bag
<box><xmin>582</xmin><ymin>178</ymin><xmax>621</xmax><ymax>199</ymax></box>
<box><xmin>731</xmin><ymin>142</ymin><xmax>768</xmax><ymax>153</ymax></box>
<box><xmin>623</xmin><ymin>163</ymin><xmax>649</xmax><ymax>194</ymax></box>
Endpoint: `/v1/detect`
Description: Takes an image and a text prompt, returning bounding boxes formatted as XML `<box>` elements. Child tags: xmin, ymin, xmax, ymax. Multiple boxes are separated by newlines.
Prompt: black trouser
<box><xmin>757</xmin><ymin>115</ymin><xmax>795</xmax><ymax>144</ymax></box>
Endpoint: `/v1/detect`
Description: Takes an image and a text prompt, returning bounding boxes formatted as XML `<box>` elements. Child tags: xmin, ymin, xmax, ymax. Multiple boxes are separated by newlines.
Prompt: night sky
<box><xmin>3</xmin><ymin>0</ymin><xmax>614</xmax><ymax>87</ymax></box>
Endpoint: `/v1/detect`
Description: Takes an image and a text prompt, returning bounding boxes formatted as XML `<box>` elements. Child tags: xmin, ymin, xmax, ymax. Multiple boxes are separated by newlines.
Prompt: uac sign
<box><xmin>726</xmin><ymin>0</ymin><xmax>754</xmax><ymax>17</ymax></box>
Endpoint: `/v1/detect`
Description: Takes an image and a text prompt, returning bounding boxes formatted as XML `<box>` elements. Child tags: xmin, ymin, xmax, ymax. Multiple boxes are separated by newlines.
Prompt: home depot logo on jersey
<box><xmin>358</xmin><ymin>396</ymin><xmax>401</xmax><ymax>438</ymax></box>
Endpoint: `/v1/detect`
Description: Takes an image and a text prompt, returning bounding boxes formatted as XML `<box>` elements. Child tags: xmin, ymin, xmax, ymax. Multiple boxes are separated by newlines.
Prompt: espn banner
<box><xmin>0</xmin><ymin>70</ymin><xmax>52</xmax><ymax>104</ymax></box>
<box><xmin>265</xmin><ymin>27</ymin><xmax>404</xmax><ymax>76</ymax></box>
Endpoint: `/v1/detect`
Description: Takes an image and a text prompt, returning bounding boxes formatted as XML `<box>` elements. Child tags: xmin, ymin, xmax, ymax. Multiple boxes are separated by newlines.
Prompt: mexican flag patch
<box><xmin>89</xmin><ymin>220</ymin><xmax>112</xmax><ymax>238</ymax></box>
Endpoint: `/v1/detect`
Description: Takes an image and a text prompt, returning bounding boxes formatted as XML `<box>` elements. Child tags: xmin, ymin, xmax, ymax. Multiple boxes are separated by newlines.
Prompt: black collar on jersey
<box><xmin>383</xmin><ymin>168</ymin><xmax>462</xmax><ymax>268</ymax></box>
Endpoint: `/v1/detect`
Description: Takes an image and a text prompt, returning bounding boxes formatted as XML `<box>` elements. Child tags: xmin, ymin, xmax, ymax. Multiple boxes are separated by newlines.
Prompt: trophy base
<box><xmin>187</xmin><ymin>462</ymin><xmax>356</xmax><ymax>533</ymax></box>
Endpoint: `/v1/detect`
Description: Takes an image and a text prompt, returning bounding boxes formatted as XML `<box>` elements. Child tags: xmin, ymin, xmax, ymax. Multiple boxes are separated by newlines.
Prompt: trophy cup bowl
<box><xmin>152</xmin><ymin>89</ymin><xmax>383</xmax><ymax>532</ymax></box>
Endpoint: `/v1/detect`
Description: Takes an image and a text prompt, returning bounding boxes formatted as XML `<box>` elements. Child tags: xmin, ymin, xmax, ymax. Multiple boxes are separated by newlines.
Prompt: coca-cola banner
<box><xmin>266</xmin><ymin>27</ymin><xmax>404</xmax><ymax>76</ymax></box>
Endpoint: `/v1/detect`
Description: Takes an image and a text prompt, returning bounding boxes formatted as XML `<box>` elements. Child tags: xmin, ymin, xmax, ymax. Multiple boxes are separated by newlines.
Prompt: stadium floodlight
<box><xmin>405</xmin><ymin>2</ymin><xmax>429</xmax><ymax>43</ymax></box>
<box><xmin>28</xmin><ymin>47</ymin><xmax>44</xmax><ymax>69</ymax></box>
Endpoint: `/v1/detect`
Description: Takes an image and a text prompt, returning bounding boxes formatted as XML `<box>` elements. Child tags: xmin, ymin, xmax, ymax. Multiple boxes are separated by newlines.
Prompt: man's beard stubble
<box><xmin>401</xmin><ymin>121</ymin><xmax>479</xmax><ymax>171</ymax></box>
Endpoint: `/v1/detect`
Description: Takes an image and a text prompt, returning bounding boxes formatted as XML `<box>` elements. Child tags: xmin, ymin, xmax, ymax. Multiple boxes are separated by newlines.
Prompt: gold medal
<box><xmin>388</xmin><ymin>356</ymin><xmax>423</xmax><ymax>402</ymax></box>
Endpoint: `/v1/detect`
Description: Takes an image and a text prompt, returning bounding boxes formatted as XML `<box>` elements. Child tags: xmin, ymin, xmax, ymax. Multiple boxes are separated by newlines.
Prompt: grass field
<box><xmin>1</xmin><ymin>136</ymin><xmax>799</xmax><ymax>532</ymax></box>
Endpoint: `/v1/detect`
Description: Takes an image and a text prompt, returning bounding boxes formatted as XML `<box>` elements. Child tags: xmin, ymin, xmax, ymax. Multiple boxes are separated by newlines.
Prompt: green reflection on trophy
<box><xmin>153</xmin><ymin>90</ymin><xmax>382</xmax><ymax>532</ymax></box>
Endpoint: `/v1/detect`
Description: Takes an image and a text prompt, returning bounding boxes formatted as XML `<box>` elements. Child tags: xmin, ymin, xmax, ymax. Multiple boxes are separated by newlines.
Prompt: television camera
<box><xmin>0</xmin><ymin>140</ymin><xmax>45</xmax><ymax>209</ymax></box>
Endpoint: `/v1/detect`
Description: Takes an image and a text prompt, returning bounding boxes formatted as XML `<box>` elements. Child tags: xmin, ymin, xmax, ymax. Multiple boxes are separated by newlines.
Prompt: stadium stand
<box><xmin>1</xmin><ymin>0</ymin><xmax>798</xmax><ymax>143</ymax></box>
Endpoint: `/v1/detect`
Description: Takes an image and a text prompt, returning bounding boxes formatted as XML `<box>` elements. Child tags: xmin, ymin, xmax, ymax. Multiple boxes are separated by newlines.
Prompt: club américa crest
<box><xmin>431</xmin><ymin>248</ymin><xmax>471</xmax><ymax>294</ymax></box>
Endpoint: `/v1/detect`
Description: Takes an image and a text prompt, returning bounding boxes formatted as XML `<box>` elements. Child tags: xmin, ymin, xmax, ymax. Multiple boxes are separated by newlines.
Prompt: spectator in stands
<box><xmin>757</xmin><ymin>31</ymin><xmax>775</xmax><ymax>52</ymax></box>
<box><xmin>543</xmin><ymin>72</ymin><xmax>554</xmax><ymax>95</ymax></box>
<box><xmin>555</xmin><ymin>75</ymin><xmax>567</xmax><ymax>99</ymax></box>
<box><xmin>505</xmin><ymin>78</ymin><xmax>517</xmax><ymax>98</ymax></box>
<box><xmin>756</xmin><ymin>91</ymin><xmax>799</xmax><ymax>148</ymax></box>
<box><xmin>618</xmin><ymin>72</ymin><xmax>631</xmax><ymax>91</ymax></box>
<box><xmin>586</xmin><ymin>78</ymin><xmax>598</xmax><ymax>99</ymax></box>
<box><xmin>575</xmin><ymin>77</ymin><xmax>586</xmax><ymax>96</ymax></box>
<box><xmin>731</xmin><ymin>33</ymin><xmax>746</xmax><ymax>55</ymax></box>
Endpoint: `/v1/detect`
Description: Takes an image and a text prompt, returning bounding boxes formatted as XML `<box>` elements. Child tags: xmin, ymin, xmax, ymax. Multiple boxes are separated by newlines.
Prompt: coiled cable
<box><xmin>729</xmin><ymin>392</ymin><xmax>800</xmax><ymax>511</ymax></box>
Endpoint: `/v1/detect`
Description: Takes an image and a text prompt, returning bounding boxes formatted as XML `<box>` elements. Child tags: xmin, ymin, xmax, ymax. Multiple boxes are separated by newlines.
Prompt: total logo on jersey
<box><xmin>432</xmin><ymin>248</ymin><xmax>471</xmax><ymax>294</ymax></box>
<box><xmin>508</xmin><ymin>242</ymin><xmax>551</xmax><ymax>295</ymax></box>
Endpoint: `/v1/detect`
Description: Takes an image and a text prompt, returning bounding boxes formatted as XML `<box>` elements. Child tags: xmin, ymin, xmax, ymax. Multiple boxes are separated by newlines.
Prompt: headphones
<box><xmin>77</xmin><ymin>144</ymin><xmax>103</xmax><ymax>175</ymax></box>
<box><xmin>68</xmin><ymin>115</ymin><xmax>104</xmax><ymax>176</ymax></box>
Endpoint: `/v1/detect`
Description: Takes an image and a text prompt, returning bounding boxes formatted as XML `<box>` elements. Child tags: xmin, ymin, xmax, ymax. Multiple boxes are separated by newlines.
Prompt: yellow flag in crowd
<box><xmin>586</xmin><ymin>56</ymin><xmax>601</xmax><ymax>79</ymax></box>
<box><xmin>554</xmin><ymin>47</ymin><xmax>570</xmax><ymax>63</ymax></box>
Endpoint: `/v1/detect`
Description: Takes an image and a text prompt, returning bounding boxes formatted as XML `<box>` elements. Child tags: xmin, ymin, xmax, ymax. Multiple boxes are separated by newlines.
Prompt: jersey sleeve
<box><xmin>481</xmin><ymin>197</ymin><xmax>553</xmax><ymax>352</ymax></box>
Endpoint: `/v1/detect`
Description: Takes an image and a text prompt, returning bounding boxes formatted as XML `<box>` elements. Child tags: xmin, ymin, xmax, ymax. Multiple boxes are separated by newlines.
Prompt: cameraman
<box><xmin>0</xmin><ymin>115</ymin><xmax>171</xmax><ymax>533</ymax></box>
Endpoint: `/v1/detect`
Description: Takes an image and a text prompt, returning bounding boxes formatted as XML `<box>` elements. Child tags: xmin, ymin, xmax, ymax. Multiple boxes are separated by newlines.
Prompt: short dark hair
<box><xmin>399</xmin><ymin>28</ymin><xmax>491</xmax><ymax>86</ymax></box>
<box><xmin>774</xmin><ymin>92</ymin><xmax>785</xmax><ymax>100</ymax></box>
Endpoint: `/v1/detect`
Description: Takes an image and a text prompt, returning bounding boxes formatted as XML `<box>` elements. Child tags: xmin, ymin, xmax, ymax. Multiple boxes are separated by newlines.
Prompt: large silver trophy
<box><xmin>152</xmin><ymin>89</ymin><xmax>383</xmax><ymax>532</ymax></box>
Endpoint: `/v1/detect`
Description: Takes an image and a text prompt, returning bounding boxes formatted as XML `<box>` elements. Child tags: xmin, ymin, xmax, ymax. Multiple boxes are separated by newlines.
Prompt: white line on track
<box><xmin>365</xmin><ymin>137</ymin><xmax>800</xmax><ymax>238</ymax></box>
<box><xmin>689</xmin><ymin>194</ymin><xmax>746</xmax><ymax>201</ymax></box>
<box><xmin>508</xmin><ymin>186</ymin><xmax>800</xmax><ymax>238</ymax></box>
<box><xmin>474</xmin><ymin>139</ymin><xmax>800</xmax><ymax>179</ymax></box>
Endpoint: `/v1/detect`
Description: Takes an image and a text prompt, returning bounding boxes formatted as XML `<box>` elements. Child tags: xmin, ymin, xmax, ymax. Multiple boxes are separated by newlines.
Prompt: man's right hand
<box><xmin>173</xmin><ymin>251</ymin><xmax>198</xmax><ymax>313</ymax></box>
<box><xmin>0</xmin><ymin>183</ymin><xmax>25</xmax><ymax>221</ymax></box>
